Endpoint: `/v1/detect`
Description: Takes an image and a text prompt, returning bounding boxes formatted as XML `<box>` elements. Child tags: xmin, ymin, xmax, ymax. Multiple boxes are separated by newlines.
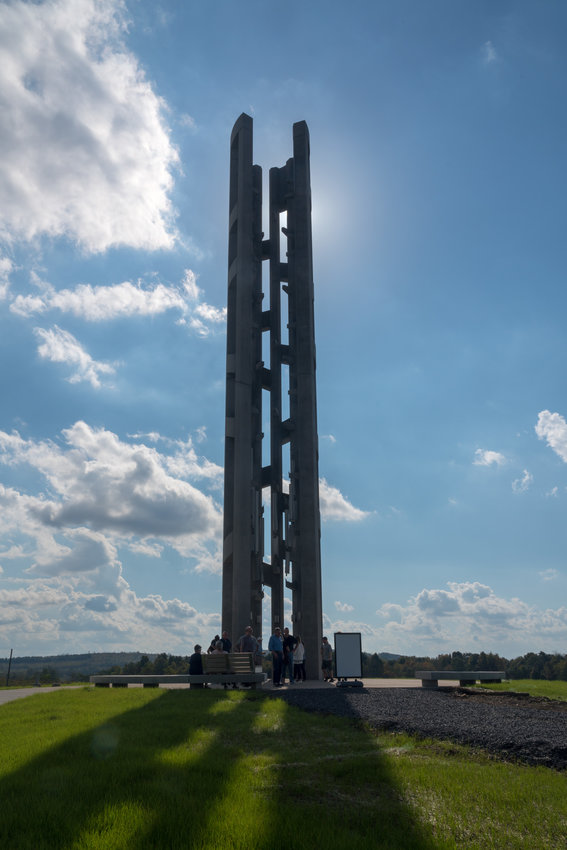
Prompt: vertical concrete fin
<box><xmin>222</xmin><ymin>113</ymin><xmax>263</xmax><ymax>647</ymax></box>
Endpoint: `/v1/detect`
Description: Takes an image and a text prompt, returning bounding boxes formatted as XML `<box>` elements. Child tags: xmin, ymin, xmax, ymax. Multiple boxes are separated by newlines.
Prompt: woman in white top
<box><xmin>293</xmin><ymin>637</ymin><xmax>306</xmax><ymax>682</ymax></box>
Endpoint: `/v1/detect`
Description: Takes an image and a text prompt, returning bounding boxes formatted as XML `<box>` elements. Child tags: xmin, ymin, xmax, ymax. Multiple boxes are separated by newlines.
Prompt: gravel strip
<box><xmin>269</xmin><ymin>687</ymin><xmax>567</xmax><ymax>770</ymax></box>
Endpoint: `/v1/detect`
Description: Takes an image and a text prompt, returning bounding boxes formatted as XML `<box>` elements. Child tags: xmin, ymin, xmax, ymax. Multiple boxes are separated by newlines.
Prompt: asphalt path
<box><xmin>0</xmin><ymin>678</ymin><xmax>430</xmax><ymax>705</ymax></box>
<box><xmin>0</xmin><ymin>686</ymin><xmax>84</xmax><ymax>706</ymax></box>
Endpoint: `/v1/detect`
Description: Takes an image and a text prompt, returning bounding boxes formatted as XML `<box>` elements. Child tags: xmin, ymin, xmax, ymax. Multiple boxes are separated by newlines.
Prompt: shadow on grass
<box><xmin>0</xmin><ymin>687</ymin><xmax>441</xmax><ymax>849</ymax></box>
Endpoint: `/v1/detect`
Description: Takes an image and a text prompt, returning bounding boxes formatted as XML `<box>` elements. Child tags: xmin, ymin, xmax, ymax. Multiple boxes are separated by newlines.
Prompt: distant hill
<box><xmin>378</xmin><ymin>652</ymin><xmax>401</xmax><ymax>661</ymax></box>
<box><xmin>0</xmin><ymin>652</ymin><xmax>156</xmax><ymax>683</ymax></box>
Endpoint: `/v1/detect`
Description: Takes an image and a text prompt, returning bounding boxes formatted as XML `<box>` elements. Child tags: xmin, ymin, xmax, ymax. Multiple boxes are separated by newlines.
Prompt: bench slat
<box><xmin>202</xmin><ymin>654</ymin><xmax>230</xmax><ymax>673</ymax></box>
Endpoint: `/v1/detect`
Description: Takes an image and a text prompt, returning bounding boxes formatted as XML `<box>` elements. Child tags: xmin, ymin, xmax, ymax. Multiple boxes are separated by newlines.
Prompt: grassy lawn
<box><xmin>480</xmin><ymin>680</ymin><xmax>567</xmax><ymax>701</ymax></box>
<box><xmin>0</xmin><ymin>687</ymin><xmax>566</xmax><ymax>849</ymax></box>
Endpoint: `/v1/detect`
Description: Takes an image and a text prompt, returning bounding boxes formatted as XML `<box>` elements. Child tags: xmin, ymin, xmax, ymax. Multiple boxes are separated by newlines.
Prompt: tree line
<box><xmin>111</xmin><ymin>649</ymin><xmax>567</xmax><ymax>680</ymax></box>
<box><xmin>362</xmin><ymin>650</ymin><xmax>567</xmax><ymax>680</ymax></box>
<box><xmin>4</xmin><ymin>648</ymin><xmax>567</xmax><ymax>685</ymax></box>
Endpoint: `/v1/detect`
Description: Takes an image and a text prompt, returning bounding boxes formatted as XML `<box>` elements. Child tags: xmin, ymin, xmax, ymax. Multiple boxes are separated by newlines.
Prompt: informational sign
<box><xmin>334</xmin><ymin>632</ymin><xmax>362</xmax><ymax>679</ymax></box>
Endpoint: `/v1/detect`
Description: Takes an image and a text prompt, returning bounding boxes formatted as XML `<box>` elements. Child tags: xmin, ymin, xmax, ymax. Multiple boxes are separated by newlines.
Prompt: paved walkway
<box><xmin>0</xmin><ymin>685</ymin><xmax>83</xmax><ymax>706</ymax></box>
<box><xmin>262</xmin><ymin>678</ymin><xmax>424</xmax><ymax>690</ymax></box>
<box><xmin>1</xmin><ymin>678</ymin><xmax>464</xmax><ymax>705</ymax></box>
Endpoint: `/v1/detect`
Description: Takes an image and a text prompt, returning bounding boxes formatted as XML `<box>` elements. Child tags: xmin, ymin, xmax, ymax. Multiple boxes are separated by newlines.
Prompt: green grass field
<box><xmin>1</xmin><ymin>687</ymin><xmax>566</xmax><ymax>849</ymax></box>
<box><xmin>481</xmin><ymin>679</ymin><xmax>567</xmax><ymax>701</ymax></box>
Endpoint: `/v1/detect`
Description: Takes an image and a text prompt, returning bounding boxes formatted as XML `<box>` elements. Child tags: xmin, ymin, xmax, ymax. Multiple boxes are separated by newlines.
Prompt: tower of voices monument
<box><xmin>222</xmin><ymin>114</ymin><xmax>323</xmax><ymax>679</ymax></box>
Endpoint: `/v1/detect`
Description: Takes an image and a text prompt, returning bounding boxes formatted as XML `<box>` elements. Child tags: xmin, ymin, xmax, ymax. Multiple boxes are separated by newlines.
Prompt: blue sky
<box><xmin>1</xmin><ymin>0</ymin><xmax>567</xmax><ymax>659</ymax></box>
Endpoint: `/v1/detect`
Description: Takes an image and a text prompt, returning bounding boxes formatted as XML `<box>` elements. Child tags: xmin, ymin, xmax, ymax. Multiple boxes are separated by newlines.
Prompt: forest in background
<box><xmin>2</xmin><ymin>649</ymin><xmax>567</xmax><ymax>685</ymax></box>
<box><xmin>362</xmin><ymin>650</ymin><xmax>567</xmax><ymax>680</ymax></box>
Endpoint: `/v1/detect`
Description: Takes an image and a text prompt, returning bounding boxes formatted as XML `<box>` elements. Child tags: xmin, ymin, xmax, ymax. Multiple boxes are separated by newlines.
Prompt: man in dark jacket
<box><xmin>189</xmin><ymin>644</ymin><xmax>204</xmax><ymax>688</ymax></box>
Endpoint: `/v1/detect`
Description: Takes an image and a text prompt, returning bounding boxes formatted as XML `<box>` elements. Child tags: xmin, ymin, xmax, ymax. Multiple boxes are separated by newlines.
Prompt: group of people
<box><xmin>188</xmin><ymin>625</ymin><xmax>261</xmax><ymax>689</ymax></box>
<box><xmin>267</xmin><ymin>627</ymin><xmax>307</xmax><ymax>686</ymax></box>
<box><xmin>189</xmin><ymin>626</ymin><xmax>334</xmax><ymax>686</ymax></box>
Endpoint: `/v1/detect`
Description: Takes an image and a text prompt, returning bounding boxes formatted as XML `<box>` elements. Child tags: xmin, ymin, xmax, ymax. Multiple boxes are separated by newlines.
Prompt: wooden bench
<box><xmin>415</xmin><ymin>670</ymin><xmax>506</xmax><ymax>689</ymax></box>
<box><xmin>90</xmin><ymin>653</ymin><xmax>265</xmax><ymax>689</ymax></box>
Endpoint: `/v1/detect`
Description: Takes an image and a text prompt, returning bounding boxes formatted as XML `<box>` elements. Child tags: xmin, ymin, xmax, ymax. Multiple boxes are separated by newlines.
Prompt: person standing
<box><xmin>321</xmin><ymin>636</ymin><xmax>334</xmax><ymax>682</ymax></box>
<box><xmin>221</xmin><ymin>630</ymin><xmax>232</xmax><ymax>652</ymax></box>
<box><xmin>189</xmin><ymin>644</ymin><xmax>204</xmax><ymax>689</ymax></box>
<box><xmin>293</xmin><ymin>636</ymin><xmax>306</xmax><ymax>682</ymax></box>
<box><xmin>282</xmin><ymin>627</ymin><xmax>297</xmax><ymax>684</ymax></box>
<box><xmin>268</xmin><ymin>626</ymin><xmax>284</xmax><ymax>686</ymax></box>
<box><xmin>236</xmin><ymin>625</ymin><xmax>259</xmax><ymax>656</ymax></box>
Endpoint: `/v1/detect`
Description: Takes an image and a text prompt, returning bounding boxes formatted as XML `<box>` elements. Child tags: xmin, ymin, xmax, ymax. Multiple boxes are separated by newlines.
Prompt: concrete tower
<box><xmin>222</xmin><ymin>114</ymin><xmax>322</xmax><ymax>679</ymax></box>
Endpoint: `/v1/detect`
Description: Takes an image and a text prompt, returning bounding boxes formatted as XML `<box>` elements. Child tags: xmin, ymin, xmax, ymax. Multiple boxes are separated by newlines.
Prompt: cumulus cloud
<box><xmin>0</xmin><ymin>415</ymin><xmax>226</xmax><ymax>655</ymax></box>
<box><xmin>474</xmin><ymin>449</ymin><xmax>506</xmax><ymax>467</ymax></box>
<box><xmin>334</xmin><ymin>600</ymin><xmax>354</xmax><ymax>612</ymax></box>
<box><xmin>0</xmin><ymin>0</ymin><xmax>178</xmax><ymax>253</ymax></box>
<box><xmin>27</xmin><ymin>527</ymin><xmax>118</xmax><ymax>577</ymax></box>
<box><xmin>536</xmin><ymin>410</ymin><xmax>567</xmax><ymax>463</ymax></box>
<box><xmin>319</xmin><ymin>478</ymin><xmax>370</xmax><ymax>522</ymax></box>
<box><xmin>34</xmin><ymin>325</ymin><xmax>116</xmax><ymax>387</ymax></box>
<box><xmin>374</xmin><ymin>580</ymin><xmax>567</xmax><ymax>656</ymax></box>
<box><xmin>512</xmin><ymin>469</ymin><xmax>533</xmax><ymax>494</ymax></box>
<box><xmin>0</xmin><ymin>421</ymin><xmax>222</xmax><ymax>569</ymax></box>
<box><xmin>11</xmin><ymin>269</ymin><xmax>226</xmax><ymax>336</ymax></box>
<box><xmin>0</xmin><ymin>575</ymin><xmax>220</xmax><ymax>655</ymax></box>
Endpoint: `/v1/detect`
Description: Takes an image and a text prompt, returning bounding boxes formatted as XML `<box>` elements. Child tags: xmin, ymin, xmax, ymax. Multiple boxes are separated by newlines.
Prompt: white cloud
<box><xmin>181</xmin><ymin>269</ymin><xmax>200</xmax><ymax>301</ymax></box>
<box><xmin>179</xmin><ymin>113</ymin><xmax>196</xmax><ymax>130</ymax></box>
<box><xmin>512</xmin><ymin>469</ymin><xmax>533</xmax><ymax>494</ymax></box>
<box><xmin>334</xmin><ymin>600</ymin><xmax>354</xmax><ymax>612</ymax></box>
<box><xmin>481</xmin><ymin>41</ymin><xmax>499</xmax><ymax>66</ymax></box>
<box><xmin>322</xmin><ymin>611</ymin><xmax>380</xmax><ymax>641</ymax></box>
<box><xmin>374</xmin><ymin>580</ymin><xmax>567</xmax><ymax>656</ymax></box>
<box><xmin>127</xmin><ymin>540</ymin><xmax>163</xmax><ymax>558</ymax></box>
<box><xmin>0</xmin><ymin>0</ymin><xmax>178</xmax><ymax>253</ymax></box>
<box><xmin>34</xmin><ymin>325</ymin><xmax>116</xmax><ymax>387</ymax></box>
<box><xmin>27</xmin><ymin>527</ymin><xmax>119</xmax><ymax>577</ymax></box>
<box><xmin>0</xmin><ymin>257</ymin><xmax>13</xmax><ymax>300</ymax></box>
<box><xmin>474</xmin><ymin>449</ymin><xmax>506</xmax><ymax>467</ymax></box>
<box><xmin>0</xmin><ymin>574</ymin><xmax>221</xmax><ymax>655</ymax></box>
<box><xmin>11</xmin><ymin>269</ymin><xmax>226</xmax><ymax>336</ymax></box>
<box><xmin>536</xmin><ymin>410</ymin><xmax>567</xmax><ymax>463</ymax></box>
<box><xmin>0</xmin><ymin>432</ymin><xmax>224</xmax><ymax>648</ymax></box>
<box><xmin>192</xmin><ymin>302</ymin><xmax>227</xmax><ymax>324</ymax></box>
<box><xmin>539</xmin><ymin>569</ymin><xmax>559</xmax><ymax>582</ymax></box>
<box><xmin>0</xmin><ymin>544</ymin><xmax>28</xmax><ymax>560</ymax></box>
<box><xmin>0</xmin><ymin>421</ymin><xmax>222</xmax><ymax>569</ymax></box>
<box><xmin>319</xmin><ymin>478</ymin><xmax>370</xmax><ymax>522</ymax></box>
<box><xmin>14</xmin><ymin>280</ymin><xmax>186</xmax><ymax>320</ymax></box>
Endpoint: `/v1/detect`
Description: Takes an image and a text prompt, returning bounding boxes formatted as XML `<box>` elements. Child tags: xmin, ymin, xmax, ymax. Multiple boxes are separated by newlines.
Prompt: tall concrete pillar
<box><xmin>222</xmin><ymin>114</ymin><xmax>264</xmax><ymax>647</ymax></box>
<box><xmin>285</xmin><ymin>122</ymin><xmax>323</xmax><ymax>680</ymax></box>
<box><xmin>222</xmin><ymin>114</ymin><xmax>322</xmax><ymax>677</ymax></box>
